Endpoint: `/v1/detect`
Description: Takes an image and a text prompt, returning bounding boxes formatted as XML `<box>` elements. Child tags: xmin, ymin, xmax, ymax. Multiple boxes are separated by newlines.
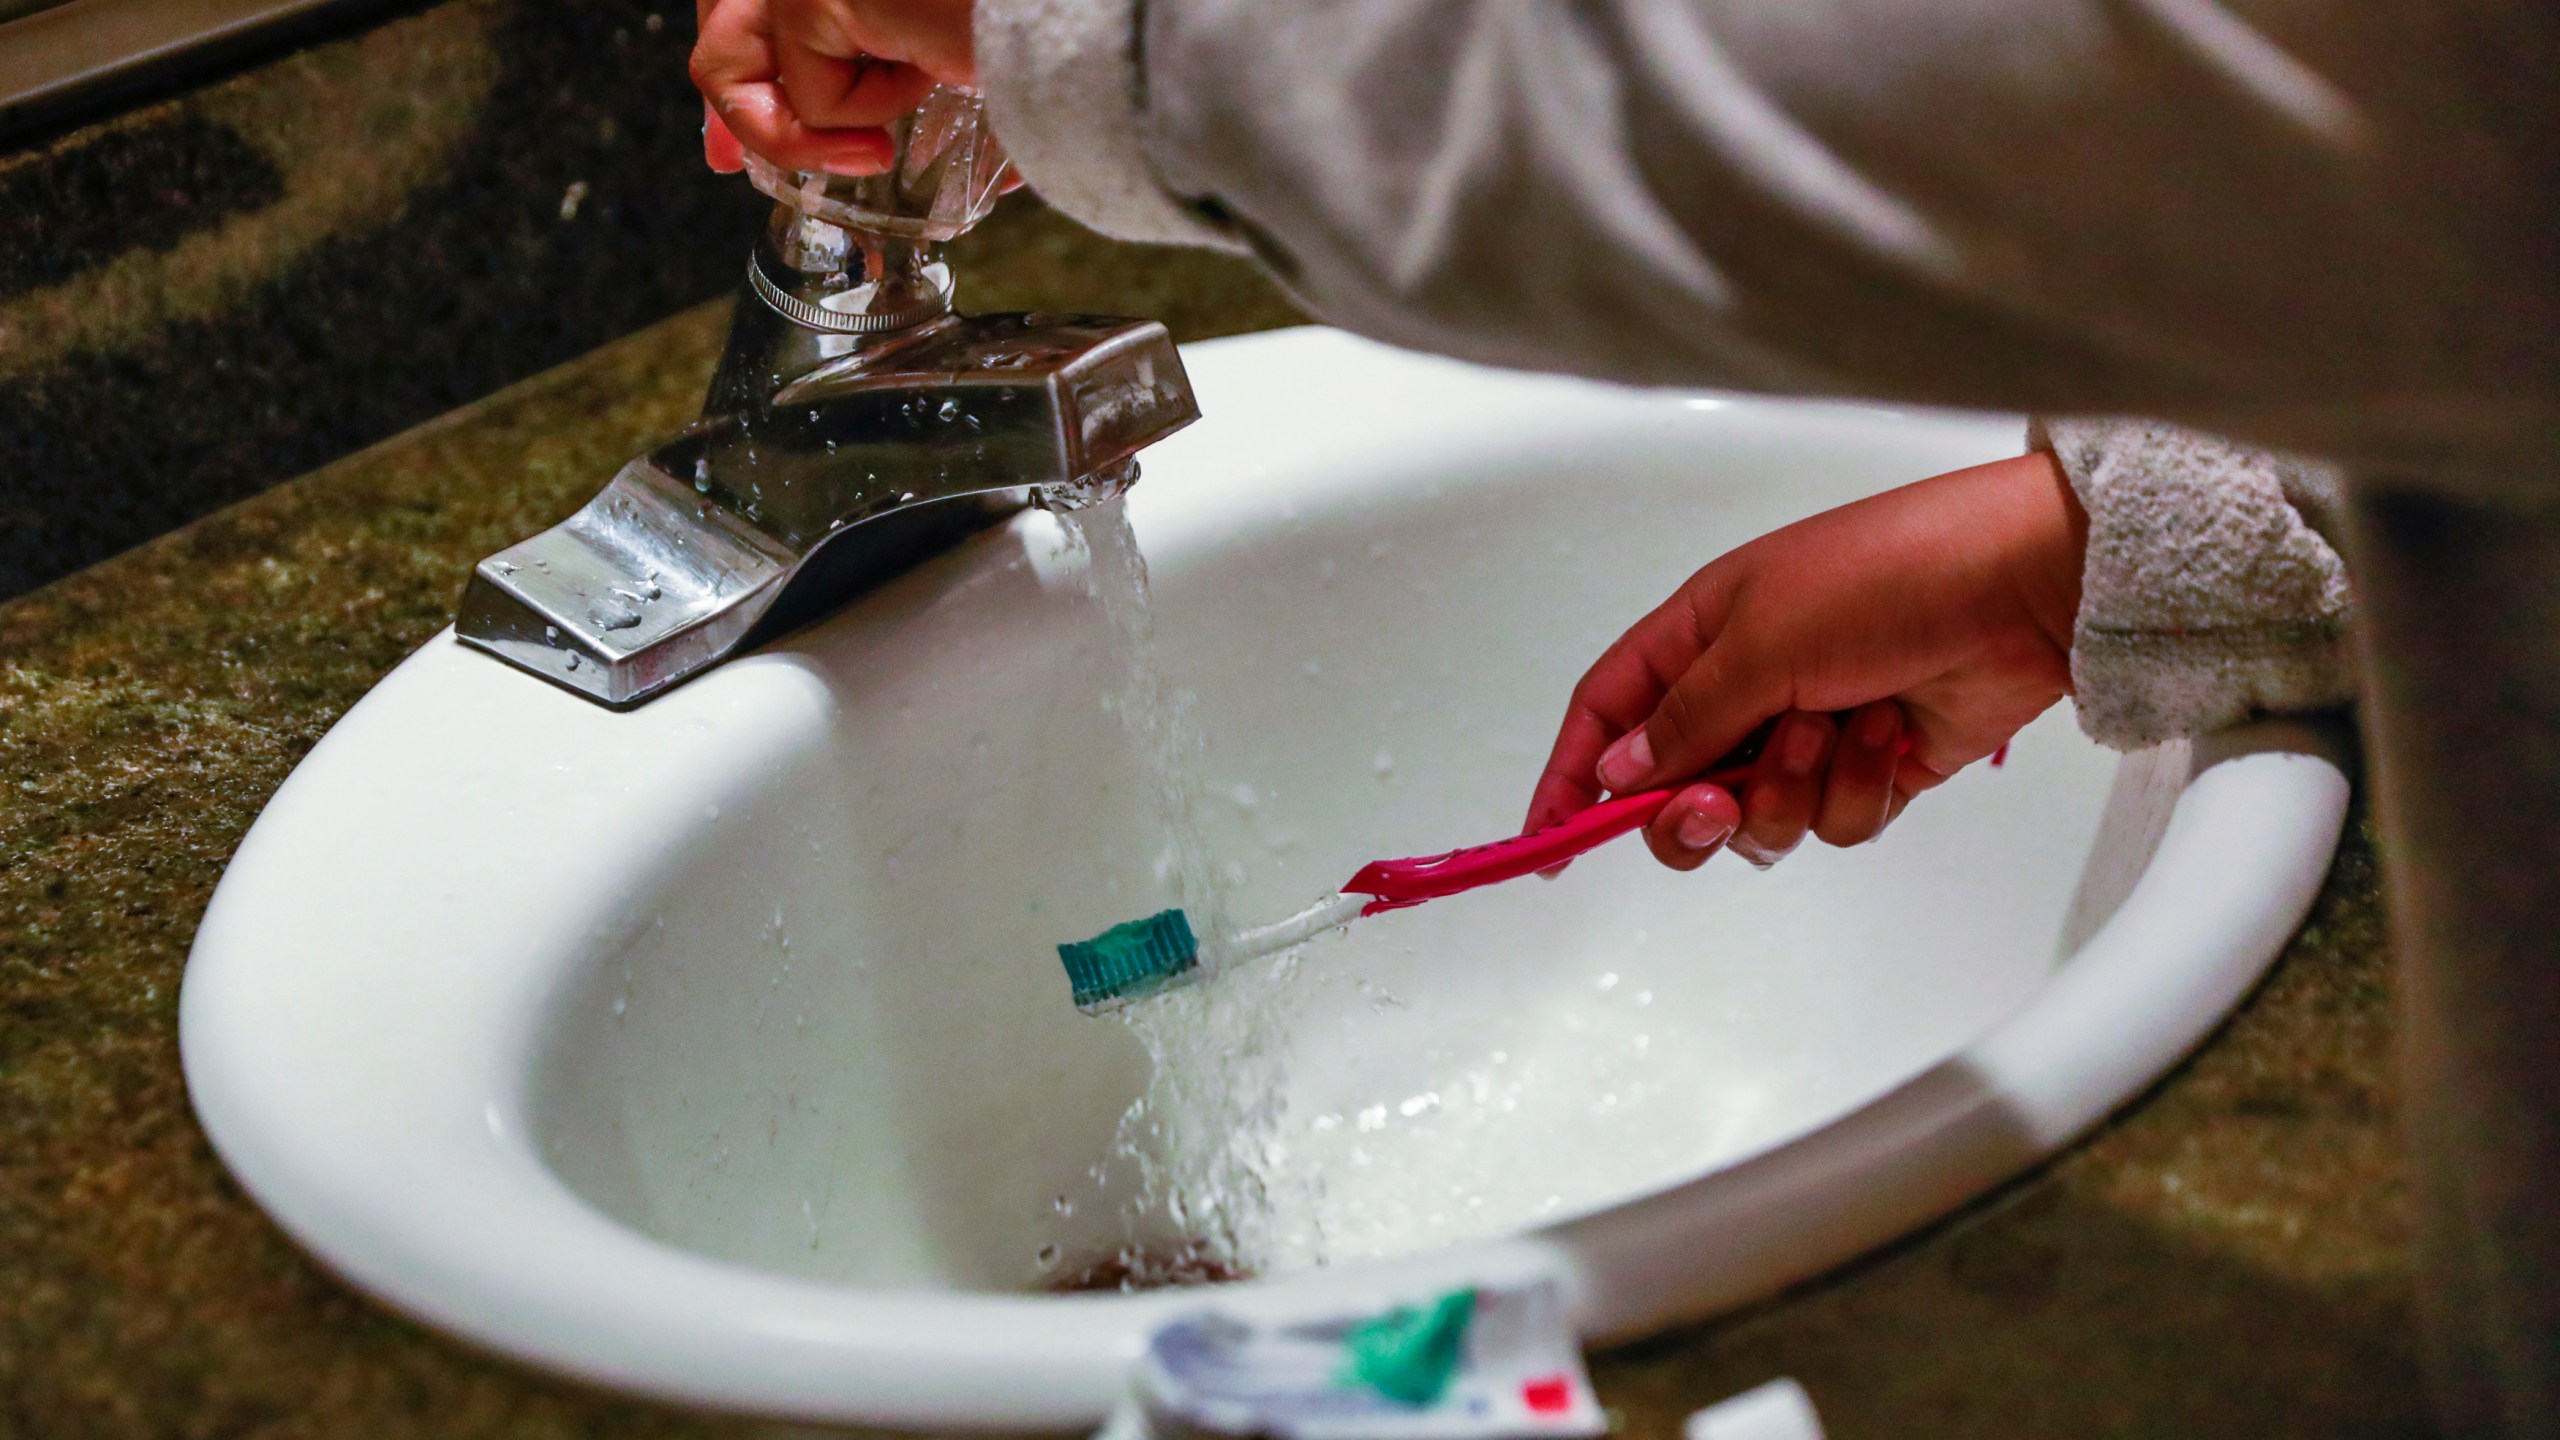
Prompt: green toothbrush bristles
<box><xmin>1058</xmin><ymin>908</ymin><xmax>1200</xmax><ymax>1011</ymax></box>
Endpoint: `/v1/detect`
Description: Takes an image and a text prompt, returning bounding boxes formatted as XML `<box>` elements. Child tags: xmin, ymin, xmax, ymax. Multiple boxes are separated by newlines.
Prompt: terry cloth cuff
<box><xmin>2032</xmin><ymin>416</ymin><xmax>2357</xmax><ymax>749</ymax></box>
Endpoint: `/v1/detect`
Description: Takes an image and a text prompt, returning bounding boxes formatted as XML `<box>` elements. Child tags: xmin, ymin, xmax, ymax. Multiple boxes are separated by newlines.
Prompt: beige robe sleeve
<box><xmin>976</xmin><ymin>0</ymin><xmax>2558</xmax><ymax>478</ymax></box>
<box><xmin>2033</xmin><ymin>418</ymin><xmax>2355</xmax><ymax>748</ymax></box>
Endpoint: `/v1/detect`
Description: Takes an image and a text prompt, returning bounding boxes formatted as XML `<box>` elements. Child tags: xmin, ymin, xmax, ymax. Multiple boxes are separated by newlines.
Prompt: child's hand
<box><xmin>1524</xmin><ymin>452</ymin><xmax>2088</xmax><ymax>872</ymax></box>
<box><xmin>691</xmin><ymin>0</ymin><xmax>975</xmax><ymax>175</ymax></box>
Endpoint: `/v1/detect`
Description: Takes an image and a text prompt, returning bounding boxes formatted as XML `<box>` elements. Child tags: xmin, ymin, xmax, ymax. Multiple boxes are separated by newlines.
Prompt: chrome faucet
<box><xmin>456</xmin><ymin>92</ymin><xmax>1199</xmax><ymax>707</ymax></box>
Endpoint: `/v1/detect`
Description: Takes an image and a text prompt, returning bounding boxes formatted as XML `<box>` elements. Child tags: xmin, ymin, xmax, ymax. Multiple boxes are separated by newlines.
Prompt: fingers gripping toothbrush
<box><xmin>1054</xmin><ymin>738</ymin><xmax>1768</xmax><ymax>1014</ymax></box>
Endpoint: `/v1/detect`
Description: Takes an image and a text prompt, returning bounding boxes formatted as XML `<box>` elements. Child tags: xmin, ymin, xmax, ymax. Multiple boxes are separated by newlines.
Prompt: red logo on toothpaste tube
<box><xmin>1520</xmin><ymin>1375</ymin><xmax>1577</xmax><ymax>1414</ymax></box>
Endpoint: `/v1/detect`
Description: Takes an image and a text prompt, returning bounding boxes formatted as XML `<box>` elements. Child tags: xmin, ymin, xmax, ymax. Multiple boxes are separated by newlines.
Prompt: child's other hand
<box><xmin>1525</xmin><ymin>452</ymin><xmax>2088</xmax><ymax>872</ymax></box>
<box><xmin>692</xmin><ymin>0</ymin><xmax>975</xmax><ymax>175</ymax></box>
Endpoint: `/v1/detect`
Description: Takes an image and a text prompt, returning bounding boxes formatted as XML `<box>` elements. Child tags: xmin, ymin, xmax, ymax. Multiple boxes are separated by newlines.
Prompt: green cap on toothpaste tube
<box><xmin>1112</xmin><ymin>1277</ymin><xmax>1605</xmax><ymax>1440</ymax></box>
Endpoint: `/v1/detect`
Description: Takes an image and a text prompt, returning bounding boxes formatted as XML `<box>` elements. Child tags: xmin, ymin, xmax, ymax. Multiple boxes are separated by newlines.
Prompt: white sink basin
<box><xmin>181</xmin><ymin>328</ymin><xmax>2348</xmax><ymax>1428</ymax></box>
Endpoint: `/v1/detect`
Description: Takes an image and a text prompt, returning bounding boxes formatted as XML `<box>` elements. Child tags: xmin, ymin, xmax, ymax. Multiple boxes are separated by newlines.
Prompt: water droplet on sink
<box><xmin>612</xmin><ymin>994</ymin><xmax>627</xmax><ymax>1017</ymax></box>
<box><xmin>1035</xmin><ymin>1243</ymin><xmax>1060</xmax><ymax>1268</ymax></box>
<box><xmin>938</xmin><ymin>399</ymin><xmax>960</xmax><ymax>422</ymax></box>
<box><xmin>1229</xmin><ymin>782</ymin><xmax>1258</xmax><ymax>813</ymax></box>
<box><xmin>1373</xmin><ymin>750</ymin><xmax>1394</xmax><ymax>779</ymax></box>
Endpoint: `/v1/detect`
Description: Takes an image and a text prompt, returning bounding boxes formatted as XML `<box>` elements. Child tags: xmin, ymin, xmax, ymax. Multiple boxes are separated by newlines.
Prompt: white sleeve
<box><xmin>975</xmin><ymin>0</ymin><xmax>1243</xmax><ymax>252</ymax></box>
<box><xmin>976</xmin><ymin>0</ymin><xmax>2556</xmax><ymax>468</ymax></box>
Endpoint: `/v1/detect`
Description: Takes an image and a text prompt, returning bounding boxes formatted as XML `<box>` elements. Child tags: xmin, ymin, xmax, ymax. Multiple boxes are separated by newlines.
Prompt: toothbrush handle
<box><xmin>1344</xmin><ymin>761</ymin><xmax>1754</xmax><ymax>914</ymax></box>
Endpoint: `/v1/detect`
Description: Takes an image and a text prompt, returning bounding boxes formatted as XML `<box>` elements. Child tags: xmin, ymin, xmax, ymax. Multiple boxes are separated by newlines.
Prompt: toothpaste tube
<box><xmin>1101</xmin><ymin>1278</ymin><xmax>1608</xmax><ymax>1440</ymax></box>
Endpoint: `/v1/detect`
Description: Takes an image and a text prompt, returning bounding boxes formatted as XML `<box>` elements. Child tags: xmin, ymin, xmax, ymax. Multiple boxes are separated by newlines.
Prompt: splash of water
<box><xmin>1058</xmin><ymin>498</ymin><xmax>1232</xmax><ymax>955</ymax></box>
<box><xmin>1054</xmin><ymin>498</ymin><xmax>1319</xmax><ymax>1279</ymax></box>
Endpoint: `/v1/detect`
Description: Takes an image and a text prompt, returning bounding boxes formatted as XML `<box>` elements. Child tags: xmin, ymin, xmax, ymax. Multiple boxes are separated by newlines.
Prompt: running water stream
<box><xmin>1054</xmin><ymin>497</ymin><xmax>1322</xmax><ymax>1283</ymax></box>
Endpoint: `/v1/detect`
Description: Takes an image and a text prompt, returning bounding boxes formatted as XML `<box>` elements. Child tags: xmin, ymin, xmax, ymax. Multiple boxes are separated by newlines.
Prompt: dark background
<box><xmin>0</xmin><ymin>0</ymin><xmax>765</xmax><ymax>601</ymax></box>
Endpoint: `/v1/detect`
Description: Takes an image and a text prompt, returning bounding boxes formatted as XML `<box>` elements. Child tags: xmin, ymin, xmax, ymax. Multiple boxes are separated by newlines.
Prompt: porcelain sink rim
<box><xmin>179</xmin><ymin>328</ymin><xmax>2351</xmax><ymax>1428</ymax></box>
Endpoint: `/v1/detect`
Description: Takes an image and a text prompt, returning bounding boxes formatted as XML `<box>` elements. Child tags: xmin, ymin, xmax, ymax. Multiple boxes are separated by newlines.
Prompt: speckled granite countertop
<box><xmin>0</xmin><ymin>201</ymin><xmax>2422</xmax><ymax>1439</ymax></box>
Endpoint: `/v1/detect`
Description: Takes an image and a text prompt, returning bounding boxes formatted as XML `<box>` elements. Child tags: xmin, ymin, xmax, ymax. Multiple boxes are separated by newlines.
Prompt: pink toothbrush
<box><xmin>1058</xmin><ymin>756</ymin><xmax>1760</xmax><ymax>1011</ymax></box>
<box><xmin>1230</xmin><ymin>760</ymin><xmax>1758</xmax><ymax>952</ymax></box>
<box><xmin>1057</xmin><ymin>730</ymin><xmax>1775</xmax><ymax>1011</ymax></box>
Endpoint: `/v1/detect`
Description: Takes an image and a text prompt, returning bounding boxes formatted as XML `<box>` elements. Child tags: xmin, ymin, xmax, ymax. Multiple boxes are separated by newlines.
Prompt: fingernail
<box><xmin>1859</xmin><ymin>705</ymin><xmax>1900</xmax><ymax>748</ymax></box>
<box><xmin>1780</xmin><ymin>719</ymin><xmax>1826</xmax><ymax>776</ymax></box>
<box><xmin>1597</xmin><ymin>730</ymin><xmax>1652</xmax><ymax>791</ymax></box>
<box><xmin>1676</xmin><ymin>809</ymin><xmax>1734</xmax><ymax>851</ymax></box>
<box><xmin>1731</xmin><ymin>839</ymin><xmax>1778</xmax><ymax>870</ymax></box>
<box><xmin>1537</xmin><ymin>862</ymin><xmax>1571</xmax><ymax>882</ymax></box>
<box><xmin>701</xmin><ymin>102</ymin><xmax>743</xmax><ymax>172</ymax></box>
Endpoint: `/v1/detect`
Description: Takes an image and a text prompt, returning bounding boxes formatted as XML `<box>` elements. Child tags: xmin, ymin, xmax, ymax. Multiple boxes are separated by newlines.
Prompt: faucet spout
<box><xmin>455</xmin><ymin>309</ymin><xmax>1197</xmax><ymax>707</ymax></box>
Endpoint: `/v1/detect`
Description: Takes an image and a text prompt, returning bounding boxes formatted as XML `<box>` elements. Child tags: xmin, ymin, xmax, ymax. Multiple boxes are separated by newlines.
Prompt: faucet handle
<box><xmin>741</xmin><ymin>85</ymin><xmax>1013</xmax><ymax>242</ymax></box>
